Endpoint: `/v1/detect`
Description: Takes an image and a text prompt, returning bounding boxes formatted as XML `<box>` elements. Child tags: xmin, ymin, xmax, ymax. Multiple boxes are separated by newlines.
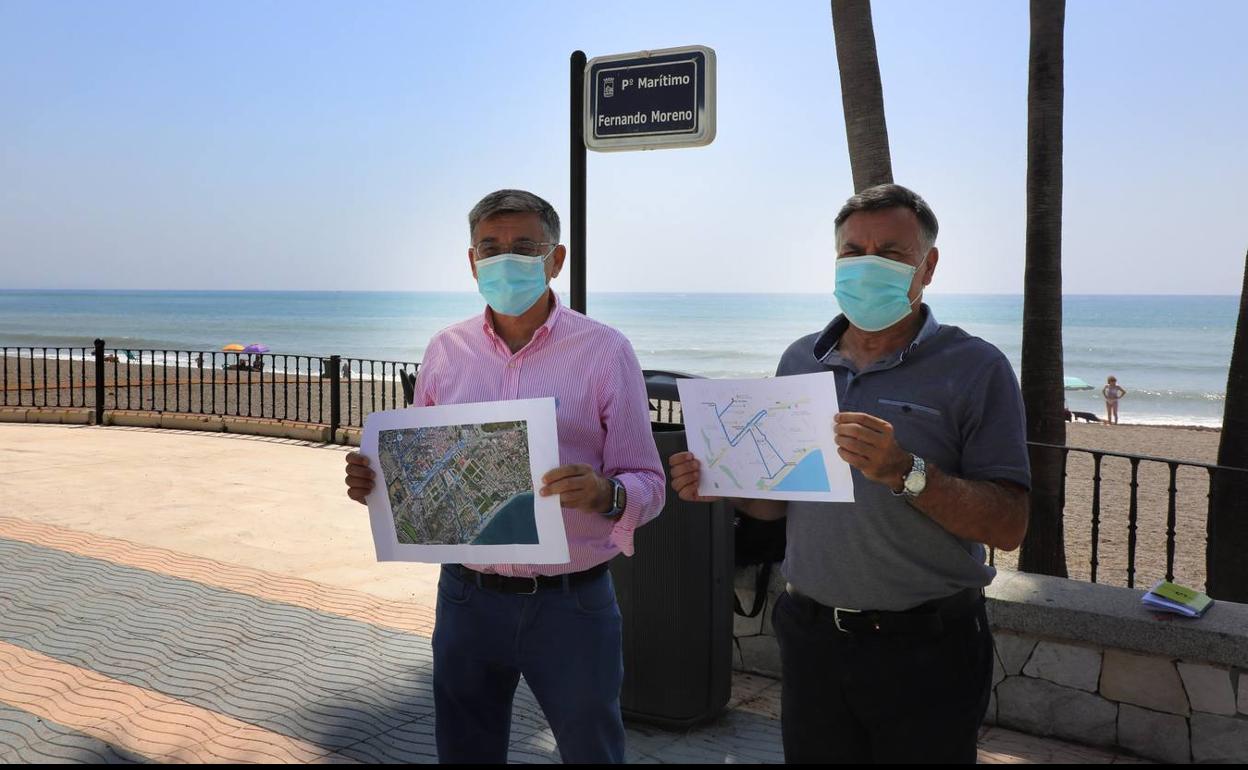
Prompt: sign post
<box><xmin>570</xmin><ymin>51</ymin><xmax>588</xmax><ymax>314</ymax></box>
<box><xmin>568</xmin><ymin>45</ymin><xmax>716</xmax><ymax>312</ymax></box>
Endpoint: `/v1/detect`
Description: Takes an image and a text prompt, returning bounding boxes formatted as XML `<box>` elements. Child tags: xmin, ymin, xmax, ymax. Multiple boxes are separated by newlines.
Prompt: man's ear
<box><xmin>548</xmin><ymin>245</ymin><xmax>567</xmax><ymax>279</ymax></box>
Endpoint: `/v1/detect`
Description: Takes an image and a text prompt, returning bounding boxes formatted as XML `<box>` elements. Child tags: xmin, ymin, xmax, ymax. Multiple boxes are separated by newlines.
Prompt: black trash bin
<box><xmin>610</xmin><ymin>370</ymin><xmax>734</xmax><ymax>729</ymax></box>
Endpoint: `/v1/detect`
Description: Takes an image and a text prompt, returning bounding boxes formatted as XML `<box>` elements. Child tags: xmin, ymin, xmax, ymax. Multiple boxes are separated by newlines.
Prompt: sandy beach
<box><xmin>992</xmin><ymin>421</ymin><xmax>1224</xmax><ymax>591</ymax></box>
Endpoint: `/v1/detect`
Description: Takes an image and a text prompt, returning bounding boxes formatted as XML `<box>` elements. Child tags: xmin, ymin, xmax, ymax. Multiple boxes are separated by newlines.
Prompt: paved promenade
<box><xmin>0</xmin><ymin>424</ymin><xmax>1148</xmax><ymax>763</ymax></box>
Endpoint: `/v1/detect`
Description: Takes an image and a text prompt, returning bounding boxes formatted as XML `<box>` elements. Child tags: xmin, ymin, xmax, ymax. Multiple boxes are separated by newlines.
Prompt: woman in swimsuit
<box><xmin>1102</xmin><ymin>376</ymin><xmax>1126</xmax><ymax>425</ymax></box>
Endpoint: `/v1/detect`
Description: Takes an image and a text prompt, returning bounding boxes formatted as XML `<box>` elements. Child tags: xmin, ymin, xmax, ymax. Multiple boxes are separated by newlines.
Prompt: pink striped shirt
<box><xmin>414</xmin><ymin>291</ymin><xmax>665</xmax><ymax>577</ymax></box>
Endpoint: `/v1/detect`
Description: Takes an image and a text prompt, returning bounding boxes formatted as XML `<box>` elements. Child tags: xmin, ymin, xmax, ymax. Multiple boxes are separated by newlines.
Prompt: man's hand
<box><xmin>667</xmin><ymin>452</ymin><xmax>722</xmax><ymax>503</ymax></box>
<box><xmin>344</xmin><ymin>451</ymin><xmax>375</xmax><ymax>504</ymax></box>
<box><xmin>540</xmin><ymin>464</ymin><xmax>612</xmax><ymax>513</ymax></box>
<box><xmin>833</xmin><ymin>412</ymin><xmax>913</xmax><ymax>491</ymax></box>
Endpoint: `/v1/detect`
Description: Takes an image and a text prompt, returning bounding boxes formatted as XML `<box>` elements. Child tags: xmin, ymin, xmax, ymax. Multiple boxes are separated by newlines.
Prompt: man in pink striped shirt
<box><xmin>344</xmin><ymin>189</ymin><xmax>664</xmax><ymax>764</ymax></box>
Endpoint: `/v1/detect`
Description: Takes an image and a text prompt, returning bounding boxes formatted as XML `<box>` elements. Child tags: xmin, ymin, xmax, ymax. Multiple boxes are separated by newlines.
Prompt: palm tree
<box><xmin>1208</xmin><ymin>249</ymin><xmax>1248</xmax><ymax>601</ymax></box>
<box><xmin>1017</xmin><ymin>0</ymin><xmax>1068</xmax><ymax>578</ymax></box>
<box><xmin>830</xmin><ymin>0</ymin><xmax>893</xmax><ymax>191</ymax></box>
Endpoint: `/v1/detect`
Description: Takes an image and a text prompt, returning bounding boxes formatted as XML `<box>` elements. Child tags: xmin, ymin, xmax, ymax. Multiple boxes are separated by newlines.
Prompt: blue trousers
<box><xmin>432</xmin><ymin>565</ymin><xmax>626</xmax><ymax>764</ymax></box>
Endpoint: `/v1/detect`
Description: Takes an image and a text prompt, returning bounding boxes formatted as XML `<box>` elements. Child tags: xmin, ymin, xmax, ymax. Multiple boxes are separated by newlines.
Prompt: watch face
<box><xmin>904</xmin><ymin>471</ymin><xmax>926</xmax><ymax>495</ymax></box>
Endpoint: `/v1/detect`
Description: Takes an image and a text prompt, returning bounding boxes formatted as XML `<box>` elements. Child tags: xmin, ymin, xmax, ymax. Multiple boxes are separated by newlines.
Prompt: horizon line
<box><xmin>0</xmin><ymin>288</ymin><xmax>1241</xmax><ymax>298</ymax></box>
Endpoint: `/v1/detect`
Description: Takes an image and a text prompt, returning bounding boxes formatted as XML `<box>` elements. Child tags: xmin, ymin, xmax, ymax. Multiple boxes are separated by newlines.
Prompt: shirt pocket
<box><xmin>877</xmin><ymin>398</ymin><xmax>943</xmax><ymax>418</ymax></box>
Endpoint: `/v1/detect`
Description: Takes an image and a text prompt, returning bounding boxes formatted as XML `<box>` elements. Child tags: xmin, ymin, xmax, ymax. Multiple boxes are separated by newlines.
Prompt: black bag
<box><xmin>732</xmin><ymin>510</ymin><xmax>787</xmax><ymax>618</ymax></box>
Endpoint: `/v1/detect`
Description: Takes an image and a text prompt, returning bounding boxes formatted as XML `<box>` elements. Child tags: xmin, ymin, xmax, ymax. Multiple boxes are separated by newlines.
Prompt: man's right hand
<box><xmin>668</xmin><ymin>451</ymin><xmax>722</xmax><ymax>503</ymax></box>
<box><xmin>669</xmin><ymin>451</ymin><xmax>788</xmax><ymax>521</ymax></box>
<box><xmin>345</xmin><ymin>451</ymin><xmax>375</xmax><ymax>505</ymax></box>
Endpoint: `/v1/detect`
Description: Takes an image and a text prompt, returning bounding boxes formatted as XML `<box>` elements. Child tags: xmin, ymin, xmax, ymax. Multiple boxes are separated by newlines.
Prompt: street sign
<box><xmin>584</xmin><ymin>45</ymin><xmax>716</xmax><ymax>152</ymax></box>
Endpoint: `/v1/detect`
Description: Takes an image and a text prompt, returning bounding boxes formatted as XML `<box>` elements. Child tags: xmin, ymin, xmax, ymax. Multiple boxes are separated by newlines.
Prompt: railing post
<box><xmin>329</xmin><ymin>354</ymin><xmax>341</xmax><ymax>442</ymax></box>
<box><xmin>93</xmin><ymin>339</ymin><xmax>105</xmax><ymax>425</ymax></box>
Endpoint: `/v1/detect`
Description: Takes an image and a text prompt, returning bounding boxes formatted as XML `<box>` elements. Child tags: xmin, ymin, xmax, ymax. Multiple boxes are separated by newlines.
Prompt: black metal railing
<box><xmin>6</xmin><ymin>348</ymin><xmax>1244</xmax><ymax>591</ymax></box>
<box><xmin>0</xmin><ymin>342</ymin><xmax>420</xmax><ymax>440</ymax></box>
<box><xmin>0</xmin><ymin>346</ymin><xmax>97</xmax><ymax>410</ymax></box>
<box><xmin>996</xmin><ymin>443</ymin><xmax>1248</xmax><ymax>591</ymax></box>
<box><xmin>642</xmin><ymin>395</ymin><xmax>1243</xmax><ymax>591</ymax></box>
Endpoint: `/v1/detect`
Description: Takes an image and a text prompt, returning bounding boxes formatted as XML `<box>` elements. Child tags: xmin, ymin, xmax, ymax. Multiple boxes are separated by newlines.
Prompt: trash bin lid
<box><xmin>642</xmin><ymin>369</ymin><xmax>702</xmax><ymax>402</ymax></box>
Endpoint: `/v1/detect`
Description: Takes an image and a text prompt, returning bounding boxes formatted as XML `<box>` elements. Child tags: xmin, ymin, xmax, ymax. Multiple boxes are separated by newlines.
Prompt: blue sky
<box><xmin>2</xmin><ymin>0</ymin><xmax>1245</xmax><ymax>294</ymax></box>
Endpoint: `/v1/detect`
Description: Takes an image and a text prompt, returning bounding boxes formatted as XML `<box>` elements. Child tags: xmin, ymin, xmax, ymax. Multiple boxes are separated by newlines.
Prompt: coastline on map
<box><xmin>377</xmin><ymin>422</ymin><xmax>536</xmax><ymax>546</ymax></box>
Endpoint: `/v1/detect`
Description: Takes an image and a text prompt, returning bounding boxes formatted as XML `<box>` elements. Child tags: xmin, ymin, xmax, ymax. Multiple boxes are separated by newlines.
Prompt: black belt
<box><xmin>785</xmin><ymin>585</ymin><xmax>984</xmax><ymax>635</ymax></box>
<box><xmin>449</xmin><ymin>562</ymin><xmax>609</xmax><ymax>595</ymax></box>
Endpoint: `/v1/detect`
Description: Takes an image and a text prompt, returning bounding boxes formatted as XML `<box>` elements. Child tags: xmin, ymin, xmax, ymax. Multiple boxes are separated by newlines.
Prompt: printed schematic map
<box><xmin>676</xmin><ymin>372</ymin><xmax>854</xmax><ymax>502</ymax></box>
<box><xmin>378</xmin><ymin>420</ymin><xmax>538</xmax><ymax>545</ymax></box>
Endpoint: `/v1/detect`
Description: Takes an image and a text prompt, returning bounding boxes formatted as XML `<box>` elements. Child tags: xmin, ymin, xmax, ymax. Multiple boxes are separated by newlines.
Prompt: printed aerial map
<box><xmin>377</xmin><ymin>420</ymin><xmax>538</xmax><ymax>545</ymax></box>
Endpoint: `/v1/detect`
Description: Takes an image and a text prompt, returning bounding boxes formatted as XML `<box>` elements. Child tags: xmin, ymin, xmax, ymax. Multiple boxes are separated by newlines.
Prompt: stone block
<box><xmin>1191</xmin><ymin>712</ymin><xmax>1248</xmax><ymax>763</ymax></box>
<box><xmin>108</xmin><ymin>410</ymin><xmax>162</xmax><ymax>428</ymax></box>
<box><xmin>996</xmin><ymin>675</ymin><xmax>1117</xmax><ymax>747</ymax></box>
<box><xmin>985</xmin><ymin>691</ymin><xmax>997</xmax><ymax>725</ymax></box>
<box><xmin>992</xmin><ymin>650</ymin><xmax>1006</xmax><ymax>689</ymax></box>
<box><xmin>27</xmin><ymin>408</ymin><xmax>63</xmax><ymax>424</ymax></box>
<box><xmin>1118</xmin><ymin>704</ymin><xmax>1190</xmax><ymax>764</ymax></box>
<box><xmin>1178</xmin><ymin>661</ymin><xmax>1236</xmax><ymax>716</ymax></box>
<box><xmin>1023</xmin><ymin>640</ymin><xmax>1102</xmax><ymax>692</ymax></box>
<box><xmin>1101</xmin><ymin>649</ymin><xmax>1190</xmax><ymax>716</ymax></box>
<box><xmin>160</xmin><ymin>413</ymin><xmax>225</xmax><ymax>432</ymax></box>
<box><xmin>287</xmin><ymin>424</ymin><xmax>330</xmax><ymax>443</ymax></box>
<box><xmin>994</xmin><ymin>631</ymin><xmax>1038</xmax><ymax>676</ymax></box>
<box><xmin>55</xmin><ymin>409</ymin><xmax>91</xmax><ymax>425</ymax></box>
<box><xmin>0</xmin><ymin>408</ymin><xmax>29</xmax><ymax>423</ymax></box>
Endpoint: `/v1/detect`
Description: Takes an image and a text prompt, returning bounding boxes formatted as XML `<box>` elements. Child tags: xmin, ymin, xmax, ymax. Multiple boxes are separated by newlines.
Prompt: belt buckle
<box><xmin>520</xmin><ymin>576</ymin><xmax>539</xmax><ymax>596</ymax></box>
<box><xmin>833</xmin><ymin>607</ymin><xmax>861</xmax><ymax>633</ymax></box>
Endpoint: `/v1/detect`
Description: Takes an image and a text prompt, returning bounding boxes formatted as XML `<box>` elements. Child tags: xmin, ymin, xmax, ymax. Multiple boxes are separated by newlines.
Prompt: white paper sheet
<box><xmin>676</xmin><ymin>372</ymin><xmax>855</xmax><ymax>502</ymax></box>
<box><xmin>360</xmin><ymin>398</ymin><xmax>569</xmax><ymax>564</ymax></box>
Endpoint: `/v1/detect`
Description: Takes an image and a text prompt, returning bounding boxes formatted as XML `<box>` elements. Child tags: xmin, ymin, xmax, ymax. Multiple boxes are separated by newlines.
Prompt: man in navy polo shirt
<box><xmin>670</xmin><ymin>184</ymin><xmax>1030</xmax><ymax>764</ymax></box>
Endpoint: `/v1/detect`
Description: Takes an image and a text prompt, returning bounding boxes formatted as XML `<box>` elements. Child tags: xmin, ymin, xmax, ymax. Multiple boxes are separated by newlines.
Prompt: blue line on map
<box><xmin>712</xmin><ymin>400</ymin><xmax>793</xmax><ymax>480</ymax></box>
<box><xmin>713</xmin><ymin>399</ymin><xmax>769</xmax><ymax>447</ymax></box>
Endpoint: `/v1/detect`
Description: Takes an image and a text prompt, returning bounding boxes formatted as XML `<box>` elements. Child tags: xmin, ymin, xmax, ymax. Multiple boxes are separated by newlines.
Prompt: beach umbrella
<box><xmin>1064</xmin><ymin>376</ymin><xmax>1094</xmax><ymax>391</ymax></box>
<box><xmin>243</xmin><ymin>343</ymin><xmax>270</xmax><ymax>354</ymax></box>
<box><xmin>222</xmin><ymin>343</ymin><xmax>245</xmax><ymax>352</ymax></box>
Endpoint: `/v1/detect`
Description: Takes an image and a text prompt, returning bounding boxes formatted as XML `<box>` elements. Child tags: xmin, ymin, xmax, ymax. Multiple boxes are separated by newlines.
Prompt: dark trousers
<box><xmin>432</xmin><ymin>565</ymin><xmax>626</xmax><ymax>764</ymax></box>
<box><xmin>772</xmin><ymin>590</ymin><xmax>993</xmax><ymax>764</ymax></box>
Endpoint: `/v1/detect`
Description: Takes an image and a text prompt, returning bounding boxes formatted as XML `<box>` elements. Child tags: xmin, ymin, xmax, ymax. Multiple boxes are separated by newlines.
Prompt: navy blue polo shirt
<box><xmin>776</xmin><ymin>305</ymin><xmax>1030</xmax><ymax>611</ymax></box>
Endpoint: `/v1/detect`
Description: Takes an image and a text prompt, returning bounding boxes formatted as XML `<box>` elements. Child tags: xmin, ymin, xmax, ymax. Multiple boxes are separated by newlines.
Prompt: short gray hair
<box><xmin>468</xmin><ymin>189</ymin><xmax>561</xmax><ymax>243</ymax></box>
<box><xmin>834</xmin><ymin>184</ymin><xmax>939</xmax><ymax>253</ymax></box>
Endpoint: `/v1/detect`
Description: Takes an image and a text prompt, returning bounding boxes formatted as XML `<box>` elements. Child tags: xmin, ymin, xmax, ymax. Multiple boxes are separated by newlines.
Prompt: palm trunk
<box><xmin>1017</xmin><ymin>0</ymin><xmax>1068</xmax><ymax>578</ymax></box>
<box><xmin>1207</xmin><ymin>249</ymin><xmax>1248</xmax><ymax>600</ymax></box>
<box><xmin>830</xmin><ymin>0</ymin><xmax>893</xmax><ymax>191</ymax></box>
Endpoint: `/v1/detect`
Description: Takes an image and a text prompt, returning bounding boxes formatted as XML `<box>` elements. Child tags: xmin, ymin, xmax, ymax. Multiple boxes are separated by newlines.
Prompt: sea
<box><xmin>0</xmin><ymin>290</ymin><xmax>1236</xmax><ymax>428</ymax></box>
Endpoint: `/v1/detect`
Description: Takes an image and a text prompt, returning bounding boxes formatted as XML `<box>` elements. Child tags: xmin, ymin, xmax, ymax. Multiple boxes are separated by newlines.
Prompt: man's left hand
<box><xmin>834</xmin><ymin>412</ymin><xmax>913</xmax><ymax>491</ymax></box>
<box><xmin>540</xmin><ymin>464</ymin><xmax>612</xmax><ymax>513</ymax></box>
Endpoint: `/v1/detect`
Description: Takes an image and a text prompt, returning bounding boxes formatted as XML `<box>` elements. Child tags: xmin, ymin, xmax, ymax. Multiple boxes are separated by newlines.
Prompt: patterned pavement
<box><xmin>0</xmin><ymin>516</ymin><xmax>1144</xmax><ymax>764</ymax></box>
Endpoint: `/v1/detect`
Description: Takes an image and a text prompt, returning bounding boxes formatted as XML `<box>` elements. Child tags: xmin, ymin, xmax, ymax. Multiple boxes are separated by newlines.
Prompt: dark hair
<box><xmin>834</xmin><ymin>184</ymin><xmax>939</xmax><ymax>250</ymax></box>
<box><xmin>468</xmin><ymin>189</ymin><xmax>560</xmax><ymax>243</ymax></box>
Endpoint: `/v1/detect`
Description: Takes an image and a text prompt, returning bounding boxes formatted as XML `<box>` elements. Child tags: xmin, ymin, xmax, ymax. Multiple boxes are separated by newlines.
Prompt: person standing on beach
<box><xmin>669</xmin><ymin>184</ymin><xmax>1030</xmax><ymax>764</ymax></box>
<box><xmin>1103</xmin><ymin>375</ymin><xmax>1126</xmax><ymax>424</ymax></box>
<box><xmin>342</xmin><ymin>189</ymin><xmax>664</xmax><ymax>764</ymax></box>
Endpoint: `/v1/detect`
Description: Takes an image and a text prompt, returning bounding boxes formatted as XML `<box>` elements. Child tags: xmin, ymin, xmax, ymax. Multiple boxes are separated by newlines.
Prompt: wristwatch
<box><xmin>892</xmin><ymin>455</ymin><xmax>927</xmax><ymax>499</ymax></box>
<box><xmin>603</xmin><ymin>477</ymin><xmax>627</xmax><ymax>518</ymax></box>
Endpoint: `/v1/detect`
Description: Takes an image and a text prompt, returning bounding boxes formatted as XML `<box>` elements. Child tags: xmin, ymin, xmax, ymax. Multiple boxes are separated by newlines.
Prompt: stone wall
<box><xmin>730</xmin><ymin>565</ymin><xmax>1248</xmax><ymax>763</ymax></box>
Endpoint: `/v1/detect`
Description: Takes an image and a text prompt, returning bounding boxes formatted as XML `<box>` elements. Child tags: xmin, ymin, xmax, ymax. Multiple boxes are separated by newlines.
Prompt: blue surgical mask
<box><xmin>475</xmin><ymin>252</ymin><xmax>552</xmax><ymax>316</ymax></box>
<box><xmin>833</xmin><ymin>255</ymin><xmax>924</xmax><ymax>332</ymax></box>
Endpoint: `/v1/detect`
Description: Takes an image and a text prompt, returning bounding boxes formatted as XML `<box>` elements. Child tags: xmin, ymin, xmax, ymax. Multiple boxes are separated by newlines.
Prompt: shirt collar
<box><xmin>814</xmin><ymin>303</ymin><xmax>939</xmax><ymax>369</ymax></box>
<box><xmin>481</xmin><ymin>289</ymin><xmax>563</xmax><ymax>345</ymax></box>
